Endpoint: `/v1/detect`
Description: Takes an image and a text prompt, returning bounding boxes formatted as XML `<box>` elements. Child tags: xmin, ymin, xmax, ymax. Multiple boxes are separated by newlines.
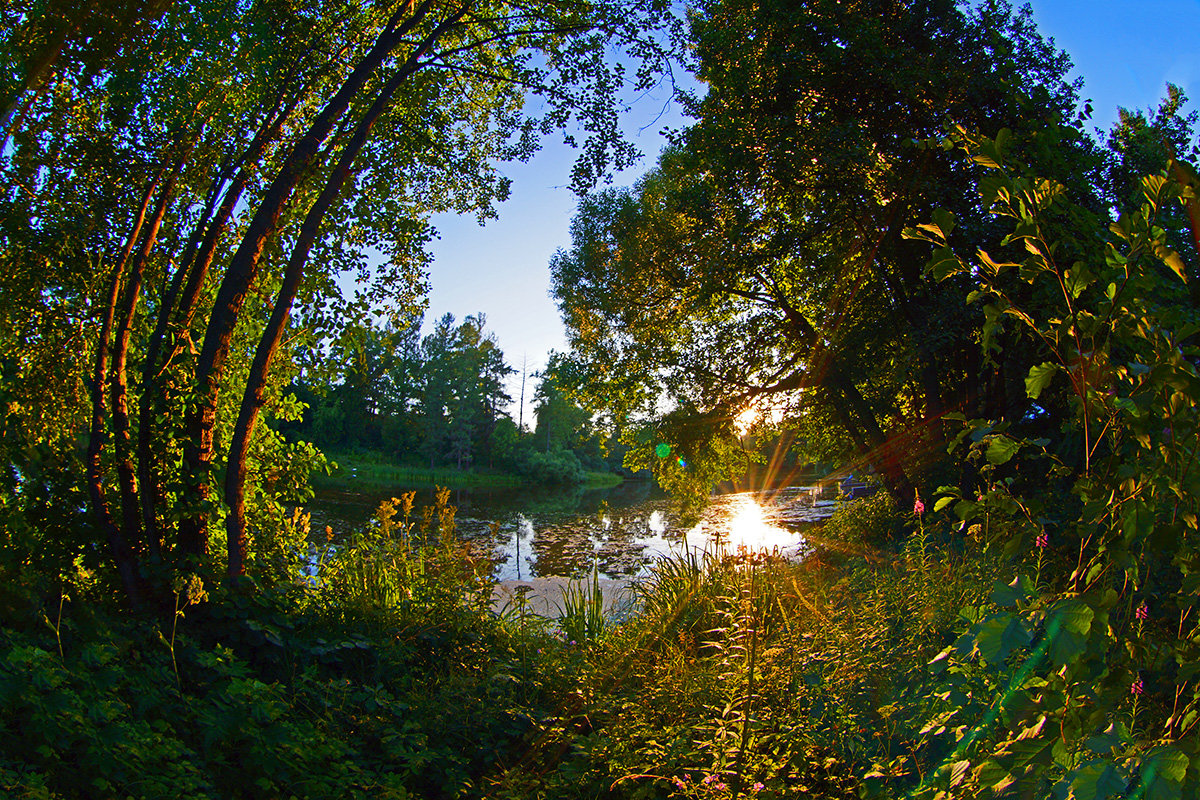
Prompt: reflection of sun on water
<box><xmin>690</xmin><ymin>495</ymin><xmax>799</xmax><ymax>554</ymax></box>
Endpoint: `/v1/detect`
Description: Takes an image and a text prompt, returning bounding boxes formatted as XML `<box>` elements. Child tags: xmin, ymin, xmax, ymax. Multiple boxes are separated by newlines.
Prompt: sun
<box><xmin>734</xmin><ymin>405</ymin><xmax>760</xmax><ymax>435</ymax></box>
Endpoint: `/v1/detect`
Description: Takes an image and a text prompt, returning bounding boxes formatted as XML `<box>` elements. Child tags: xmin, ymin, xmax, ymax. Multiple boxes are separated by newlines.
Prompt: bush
<box><xmin>517</xmin><ymin>449</ymin><xmax>586</xmax><ymax>485</ymax></box>
<box><xmin>818</xmin><ymin>490</ymin><xmax>903</xmax><ymax>547</ymax></box>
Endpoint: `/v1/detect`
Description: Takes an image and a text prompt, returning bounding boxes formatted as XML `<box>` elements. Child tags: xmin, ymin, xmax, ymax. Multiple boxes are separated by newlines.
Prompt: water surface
<box><xmin>309</xmin><ymin>481</ymin><xmax>835</xmax><ymax>580</ymax></box>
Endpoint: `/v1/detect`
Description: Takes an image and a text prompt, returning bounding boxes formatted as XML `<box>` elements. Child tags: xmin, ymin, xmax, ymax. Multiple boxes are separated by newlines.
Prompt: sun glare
<box><xmin>734</xmin><ymin>406</ymin><xmax>760</xmax><ymax>435</ymax></box>
<box><xmin>688</xmin><ymin>495</ymin><xmax>798</xmax><ymax>555</ymax></box>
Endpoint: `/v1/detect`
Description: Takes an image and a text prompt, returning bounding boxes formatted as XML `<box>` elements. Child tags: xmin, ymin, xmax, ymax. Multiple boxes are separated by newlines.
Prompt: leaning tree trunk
<box><xmin>223</xmin><ymin>11</ymin><xmax>466</xmax><ymax>577</ymax></box>
<box><xmin>110</xmin><ymin>142</ymin><xmax>191</xmax><ymax>558</ymax></box>
<box><xmin>86</xmin><ymin>170</ymin><xmax>164</xmax><ymax>609</ymax></box>
<box><xmin>774</xmin><ymin>293</ymin><xmax>917</xmax><ymax>503</ymax></box>
<box><xmin>177</xmin><ymin>1</ymin><xmax>433</xmax><ymax>558</ymax></box>
<box><xmin>137</xmin><ymin>96</ymin><xmax>294</xmax><ymax>557</ymax></box>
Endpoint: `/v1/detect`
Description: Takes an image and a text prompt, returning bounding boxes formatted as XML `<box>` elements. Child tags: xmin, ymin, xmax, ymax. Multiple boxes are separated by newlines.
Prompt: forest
<box><xmin>1</xmin><ymin>0</ymin><xmax>1198</xmax><ymax>798</ymax></box>
<box><xmin>276</xmin><ymin>315</ymin><xmax>630</xmax><ymax>486</ymax></box>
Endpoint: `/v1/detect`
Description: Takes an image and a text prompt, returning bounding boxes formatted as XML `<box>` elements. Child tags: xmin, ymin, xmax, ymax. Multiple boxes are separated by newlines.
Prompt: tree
<box><xmin>0</xmin><ymin>0</ymin><xmax>683</xmax><ymax>599</ymax></box>
<box><xmin>417</xmin><ymin>313</ymin><xmax>513</xmax><ymax>469</ymax></box>
<box><xmin>552</xmin><ymin>0</ymin><xmax>1100</xmax><ymax>504</ymax></box>
<box><xmin>532</xmin><ymin>351</ymin><xmax>596</xmax><ymax>454</ymax></box>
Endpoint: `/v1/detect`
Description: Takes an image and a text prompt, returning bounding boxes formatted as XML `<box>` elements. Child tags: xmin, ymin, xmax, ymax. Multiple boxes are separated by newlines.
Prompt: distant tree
<box><xmin>533</xmin><ymin>352</ymin><xmax>596</xmax><ymax>454</ymax></box>
<box><xmin>418</xmin><ymin>313</ymin><xmax>513</xmax><ymax>470</ymax></box>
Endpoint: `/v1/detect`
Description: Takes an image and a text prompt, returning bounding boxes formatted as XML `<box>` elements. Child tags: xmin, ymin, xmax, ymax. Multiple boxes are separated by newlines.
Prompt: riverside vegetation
<box><xmin>10</xmin><ymin>130</ymin><xmax>1200</xmax><ymax>796</ymax></box>
<box><xmin>2</xmin><ymin>0</ymin><xmax>1200</xmax><ymax>797</ymax></box>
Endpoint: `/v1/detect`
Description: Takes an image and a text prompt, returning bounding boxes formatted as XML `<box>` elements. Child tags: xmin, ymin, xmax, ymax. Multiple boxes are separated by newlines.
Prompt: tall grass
<box><xmin>556</xmin><ymin>569</ymin><xmax>607</xmax><ymax>644</ymax></box>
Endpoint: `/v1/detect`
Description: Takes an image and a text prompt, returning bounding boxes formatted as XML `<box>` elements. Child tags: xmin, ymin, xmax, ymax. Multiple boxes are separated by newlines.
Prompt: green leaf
<box><xmin>1064</xmin><ymin>760</ymin><xmax>1127</xmax><ymax>800</ymax></box>
<box><xmin>1084</xmin><ymin>723</ymin><xmax>1125</xmax><ymax>754</ymax></box>
<box><xmin>934</xmin><ymin>496</ymin><xmax>956</xmax><ymax>512</ymax></box>
<box><xmin>1048</xmin><ymin>596</ymin><xmax>1093</xmax><ymax>635</ymax></box>
<box><xmin>990</xmin><ymin>575</ymin><xmax>1033</xmax><ymax>607</ymax></box>
<box><xmin>986</xmin><ymin>436</ymin><xmax>1020</xmax><ymax>465</ymax></box>
<box><xmin>1065</xmin><ymin>262</ymin><xmax>1095</xmax><ymax>298</ymax></box>
<box><xmin>929</xmin><ymin>246</ymin><xmax>963</xmax><ymax>280</ymax></box>
<box><xmin>1026</xmin><ymin>362</ymin><xmax>1059</xmax><ymax>399</ymax></box>
<box><xmin>954</xmin><ymin>500</ymin><xmax>980</xmax><ymax>521</ymax></box>
<box><xmin>975</xmin><ymin>760</ymin><xmax>1016</xmax><ymax>795</ymax></box>
<box><xmin>1154</xmin><ymin>243</ymin><xmax>1188</xmax><ymax>282</ymax></box>
<box><xmin>974</xmin><ymin>612</ymin><xmax>1032</xmax><ymax>664</ymax></box>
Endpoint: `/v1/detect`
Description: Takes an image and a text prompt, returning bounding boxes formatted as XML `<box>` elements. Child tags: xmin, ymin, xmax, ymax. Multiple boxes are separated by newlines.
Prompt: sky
<box><xmin>417</xmin><ymin>0</ymin><xmax>1200</xmax><ymax>424</ymax></box>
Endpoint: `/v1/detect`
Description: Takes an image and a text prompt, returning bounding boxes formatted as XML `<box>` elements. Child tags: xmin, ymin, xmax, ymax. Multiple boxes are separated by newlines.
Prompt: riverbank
<box><xmin>314</xmin><ymin>451</ymin><xmax>623</xmax><ymax>491</ymax></box>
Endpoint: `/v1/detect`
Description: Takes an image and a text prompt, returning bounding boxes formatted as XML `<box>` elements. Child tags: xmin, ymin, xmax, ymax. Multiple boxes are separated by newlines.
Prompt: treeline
<box><xmin>277</xmin><ymin>313</ymin><xmax>629</xmax><ymax>483</ymax></box>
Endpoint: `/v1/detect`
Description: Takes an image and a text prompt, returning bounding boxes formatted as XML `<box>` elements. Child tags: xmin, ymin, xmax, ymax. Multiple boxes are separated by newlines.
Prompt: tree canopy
<box><xmin>0</xmin><ymin>0</ymin><xmax>683</xmax><ymax>600</ymax></box>
<box><xmin>552</xmin><ymin>0</ymin><xmax>1106</xmax><ymax>502</ymax></box>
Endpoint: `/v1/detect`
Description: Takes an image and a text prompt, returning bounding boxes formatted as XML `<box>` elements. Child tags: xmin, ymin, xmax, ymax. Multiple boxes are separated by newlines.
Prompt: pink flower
<box><xmin>752</xmin><ymin>782</ymin><xmax>765</xmax><ymax>793</ymax></box>
<box><xmin>1136</xmin><ymin>602</ymin><xmax>1148</xmax><ymax>620</ymax></box>
<box><xmin>1035</xmin><ymin>532</ymin><xmax>1049</xmax><ymax>549</ymax></box>
<box><xmin>716</xmin><ymin>783</ymin><xmax>728</xmax><ymax>791</ymax></box>
<box><xmin>674</xmin><ymin>778</ymin><xmax>686</xmax><ymax>789</ymax></box>
<box><xmin>703</xmin><ymin>774</ymin><xmax>715</xmax><ymax>785</ymax></box>
<box><xmin>913</xmin><ymin>497</ymin><xmax>925</xmax><ymax>516</ymax></box>
<box><xmin>1131</xmin><ymin>677</ymin><xmax>1145</xmax><ymax>696</ymax></box>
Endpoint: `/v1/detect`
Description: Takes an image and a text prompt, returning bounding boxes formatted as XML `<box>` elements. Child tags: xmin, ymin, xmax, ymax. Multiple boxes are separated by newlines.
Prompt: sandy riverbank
<box><xmin>490</xmin><ymin>577</ymin><xmax>635</xmax><ymax>618</ymax></box>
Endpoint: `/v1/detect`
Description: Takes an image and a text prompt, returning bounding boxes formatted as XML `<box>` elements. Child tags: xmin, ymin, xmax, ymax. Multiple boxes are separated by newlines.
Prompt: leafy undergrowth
<box><xmin>2</xmin><ymin>494</ymin><xmax>1196</xmax><ymax>799</ymax></box>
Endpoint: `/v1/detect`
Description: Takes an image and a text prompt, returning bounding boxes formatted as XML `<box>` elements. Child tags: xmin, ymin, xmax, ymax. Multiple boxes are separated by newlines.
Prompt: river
<box><xmin>308</xmin><ymin>480</ymin><xmax>836</xmax><ymax>580</ymax></box>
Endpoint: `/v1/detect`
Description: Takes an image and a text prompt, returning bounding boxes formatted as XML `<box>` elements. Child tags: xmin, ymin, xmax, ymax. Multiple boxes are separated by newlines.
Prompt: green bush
<box><xmin>818</xmin><ymin>490</ymin><xmax>903</xmax><ymax>547</ymax></box>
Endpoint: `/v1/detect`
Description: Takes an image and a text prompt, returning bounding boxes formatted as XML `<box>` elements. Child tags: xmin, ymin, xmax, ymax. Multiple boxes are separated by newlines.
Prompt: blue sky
<box><xmin>419</xmin><ymin>0</ymin><xmax>1200</xmax><ymax>422</ymax></box>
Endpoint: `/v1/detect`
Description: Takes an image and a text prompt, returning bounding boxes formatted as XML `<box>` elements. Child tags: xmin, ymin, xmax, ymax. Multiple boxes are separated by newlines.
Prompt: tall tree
<box><xmin>553</xmin><ymin>0</ymin><xmax>1100</xmax><ymax>503</ymax></box>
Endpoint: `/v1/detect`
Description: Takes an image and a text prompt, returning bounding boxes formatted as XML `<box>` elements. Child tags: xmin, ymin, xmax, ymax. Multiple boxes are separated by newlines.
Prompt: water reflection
<box><xmin>307</xmin><ymin>482</ymin><xmax>835</xmax><ymax>580</ymax></box>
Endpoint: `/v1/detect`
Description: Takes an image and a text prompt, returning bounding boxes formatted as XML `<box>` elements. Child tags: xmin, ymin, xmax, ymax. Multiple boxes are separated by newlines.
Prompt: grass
<box><xmin>314</xmin><ymin>451</ymin><xmax>527</xmax><ymax>490</ymax></box>
<box><xmin>313</xmin><ymin>453</ymin><xmax>627</xmax><ymax>491</ymax></box>
<box><xmin>583</xmin><ymin>470</ymin><xmax>624</xmax><ymax>488</ymax></box>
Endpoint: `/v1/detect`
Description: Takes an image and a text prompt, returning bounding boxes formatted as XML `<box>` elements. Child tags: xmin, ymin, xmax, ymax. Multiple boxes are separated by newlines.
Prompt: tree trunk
<box><xmin>223</xmin><ymin>43</ymin><xmax>442</xmax><ymax>577</ymax></box>
<box><xmin>137</xmin><ymin>99</ymin><xmax>293</xmax><ymax>558</ymax></box>
<box><xmin>178</xmin><ymin>1</ymin><xmax>434</xmax><ymax>557</ymax></box>
<box><xmin>86</xmin><ymin>171</ymin><xmax>163</xmax><ymax>609</ymax></box>
<box><xmin>111</xmin><ymin>148</ymin><xmax>188</xmax><ymax>558</ymax></box>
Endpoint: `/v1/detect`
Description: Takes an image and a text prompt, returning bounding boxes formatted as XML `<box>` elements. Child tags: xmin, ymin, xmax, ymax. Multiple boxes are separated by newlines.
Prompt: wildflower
<box><xmin>716</xmin><ymin>783</ymin><xmax>728</xmax><ymax>791</ymax></box>
<box><xmin>1035</xmin><ymin>532</ymin><xmax>1048</xmax><ymax>549</ymax></box>
<box><xmin>1136</xmin><ymin>602</ymin><xmax>1148</xmax><ymax>620</ymax></box>
<box><xmin>703</xmin><ymin>774</ymin><xmax>716</xmax><ymax>785</ymax></box>
<box><xmin>1131</xmin><ymin>677</ymin><xmax>1144</xmax><ymax>696</ymax></box>
<box><xmin>913</xmin><ymin>496</ymin><xmax>925</xmax><ymax>516</ymax></box>
<box><xmin>752</xmin><ymin>783</ymin><xmax>765</xmax><ymax>794</ymax></box>
<box><xmin>674</xmin><ymin>778</ymin><xmax>686</xmax><ymax>790</ymax></box>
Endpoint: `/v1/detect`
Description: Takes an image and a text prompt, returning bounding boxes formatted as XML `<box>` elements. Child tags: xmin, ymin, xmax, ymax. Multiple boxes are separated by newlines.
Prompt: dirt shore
<box><xmin>490</xmin><ymin>577</ymin><xmax>634</xmax><ymax>618</ymax></box>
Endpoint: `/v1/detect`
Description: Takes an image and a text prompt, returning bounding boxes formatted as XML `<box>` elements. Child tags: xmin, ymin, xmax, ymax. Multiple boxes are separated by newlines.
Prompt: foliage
<box><xmin>551</xmin><ymin>0</ymin><xmax>1100</xmax><ymax>505</ymax></box>
<box><xmin>817</xmin><ymin>491</ymin><xmax>903</xmax><ymax>549</ymax></box>
<box><xmin>901</xmin><ymin>127</ymin><xmax>1200</xmax><ymax>800</ymax></box>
